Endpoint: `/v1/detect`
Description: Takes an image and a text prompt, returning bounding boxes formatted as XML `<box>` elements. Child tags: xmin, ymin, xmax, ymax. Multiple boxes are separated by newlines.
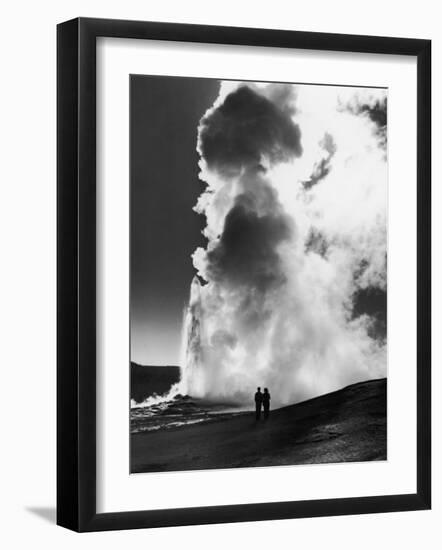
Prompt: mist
<box><xmin>180</xmin><ymin>81</ymin><xmax>387</xmax><ymax>407</ymax></box>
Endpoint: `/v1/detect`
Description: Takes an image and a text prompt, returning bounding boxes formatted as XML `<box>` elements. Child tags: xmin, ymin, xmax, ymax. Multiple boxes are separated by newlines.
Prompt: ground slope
<box><xmin>131</xmin><ymin>377</ymin><xmax>386</xmax><ymax>473</ymax></box>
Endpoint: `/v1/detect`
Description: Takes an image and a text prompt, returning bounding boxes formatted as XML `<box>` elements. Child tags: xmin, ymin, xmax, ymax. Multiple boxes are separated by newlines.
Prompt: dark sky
<box><xmin>130</xmin><ymin>75</ymin><xmax>220</xmax><ymax>366</ymax></box>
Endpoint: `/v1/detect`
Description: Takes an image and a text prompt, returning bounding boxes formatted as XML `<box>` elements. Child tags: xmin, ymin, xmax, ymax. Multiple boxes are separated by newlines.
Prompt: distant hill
<box><xmin>131</xmin><ymin>363</ymin><xmax>181</xmax><ymax>404</ymax></box>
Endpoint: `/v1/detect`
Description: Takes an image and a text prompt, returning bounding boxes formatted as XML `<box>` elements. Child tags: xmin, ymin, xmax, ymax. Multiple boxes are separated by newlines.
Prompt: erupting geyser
<box><xmin>179</xmin><ymin>81</ymin><xmax>387</xmax><ymax>407</ymax></box>
<box><xmin>179</xmin><ymin>276</ymin><xmax>204</xmax><ymax>396</ymax></box>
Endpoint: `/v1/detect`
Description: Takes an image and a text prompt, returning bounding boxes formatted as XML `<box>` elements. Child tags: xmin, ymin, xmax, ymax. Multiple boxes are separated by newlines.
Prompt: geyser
<box><xmin>180</xmin><ymin>81</ymin><xmax>387</xmax><ymax>407</ymax></box>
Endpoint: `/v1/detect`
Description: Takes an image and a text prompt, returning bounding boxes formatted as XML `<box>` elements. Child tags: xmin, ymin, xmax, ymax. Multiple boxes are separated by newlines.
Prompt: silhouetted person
<box><xmin>263</xmin><ymin>388</ymin><xmax>271</xmax><ymax>419</ymax></box>
<box><xmin>254</xmin><ymin>387</ymin><xmax>263</xmax><ymax>420</ymax></box>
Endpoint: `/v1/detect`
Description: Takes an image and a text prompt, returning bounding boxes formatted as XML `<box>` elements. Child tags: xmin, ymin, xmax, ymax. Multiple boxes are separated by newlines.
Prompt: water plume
<box><xmin>181</xmin><ymin>81</ymin><xmax>387</xmax><ymax>407</ymax></box>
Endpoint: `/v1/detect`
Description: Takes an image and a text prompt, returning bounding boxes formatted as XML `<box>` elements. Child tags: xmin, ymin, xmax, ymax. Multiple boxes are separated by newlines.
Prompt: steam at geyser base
<box><xmin>167</xmin><ymin>81</ymin><xmax>386</xmax><ymax>410</ymax></box>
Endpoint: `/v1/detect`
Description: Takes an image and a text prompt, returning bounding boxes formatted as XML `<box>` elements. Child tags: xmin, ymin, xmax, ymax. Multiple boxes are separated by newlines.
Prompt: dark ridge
<box><xmin>131</xmin><ymin>363</ymin><xmax>181</xmax><ymax>403</ymax></box>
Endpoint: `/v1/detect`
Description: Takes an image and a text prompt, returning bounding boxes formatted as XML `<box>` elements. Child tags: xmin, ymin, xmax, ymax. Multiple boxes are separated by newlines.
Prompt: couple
<box><xmin>254</xmin><ymin>387</ymin><xmax>271</xmax><ymax>420</ymax></box>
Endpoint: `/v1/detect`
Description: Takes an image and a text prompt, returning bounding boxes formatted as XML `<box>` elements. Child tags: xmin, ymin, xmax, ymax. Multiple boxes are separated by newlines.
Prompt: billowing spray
<box><xmin>181</xmin><ymin>81</ymin><xmax>387</xmax><ymax>407</ymax></box>
<box><xmin>179</xmin><ymin>276</ymin><xmax>204</xmax><ymax>396</ymax></box>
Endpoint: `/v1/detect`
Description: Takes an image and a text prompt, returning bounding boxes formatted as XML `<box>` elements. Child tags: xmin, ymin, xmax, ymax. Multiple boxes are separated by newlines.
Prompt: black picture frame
<box><xmin>57</xmin><ymin>17</ymin><xmax>431</xmax><ymax>532</ymax></box>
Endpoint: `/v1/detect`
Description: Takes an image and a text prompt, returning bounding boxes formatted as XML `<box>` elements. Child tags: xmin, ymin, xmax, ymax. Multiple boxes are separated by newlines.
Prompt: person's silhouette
<box><xmin>263</xmin><ymin>388</ymin><xmax>271</xmax><ymax>420</ymax></box>
<box><xmin>254</xmin><ymin>387</ymin><xmax>263</xmax><ymax>420</ymax></box>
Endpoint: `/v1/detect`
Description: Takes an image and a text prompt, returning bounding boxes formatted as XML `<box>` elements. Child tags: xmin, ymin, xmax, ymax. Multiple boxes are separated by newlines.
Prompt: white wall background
<box><xmin>0</xmin><ymin>0</ymin><xmax>439</xmax><ymax>547</ymax></box>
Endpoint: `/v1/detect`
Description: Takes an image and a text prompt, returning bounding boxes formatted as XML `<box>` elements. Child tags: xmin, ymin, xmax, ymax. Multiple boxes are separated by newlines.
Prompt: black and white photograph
<box><xmin>0</xmin><ymin>0</ymin><xmax>435</xmax><ymax>541</ymax></box>
<box><xmin>129</xmin><ymin>75</ymin><xmax>388</xmax><ymax>474</ymax></box>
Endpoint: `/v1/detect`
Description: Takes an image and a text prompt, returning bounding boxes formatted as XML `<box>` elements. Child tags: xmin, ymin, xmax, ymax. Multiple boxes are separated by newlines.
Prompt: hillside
<box><xmin>131</xmin><ymin>377</ymin><xmax>387</xmax><ymax>473</ymax></box>
<box><xmin>130</xmin><ymin>363</ymin><xmax>181</xmax><ymax>403</ymax></box>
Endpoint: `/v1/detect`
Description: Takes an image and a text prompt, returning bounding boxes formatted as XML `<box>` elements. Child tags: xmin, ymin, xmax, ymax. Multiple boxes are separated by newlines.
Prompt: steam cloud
<box><xmin>180</xmin><ymin>81</ymin><xmax>387</xmax><ymax>407</ymax></box>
